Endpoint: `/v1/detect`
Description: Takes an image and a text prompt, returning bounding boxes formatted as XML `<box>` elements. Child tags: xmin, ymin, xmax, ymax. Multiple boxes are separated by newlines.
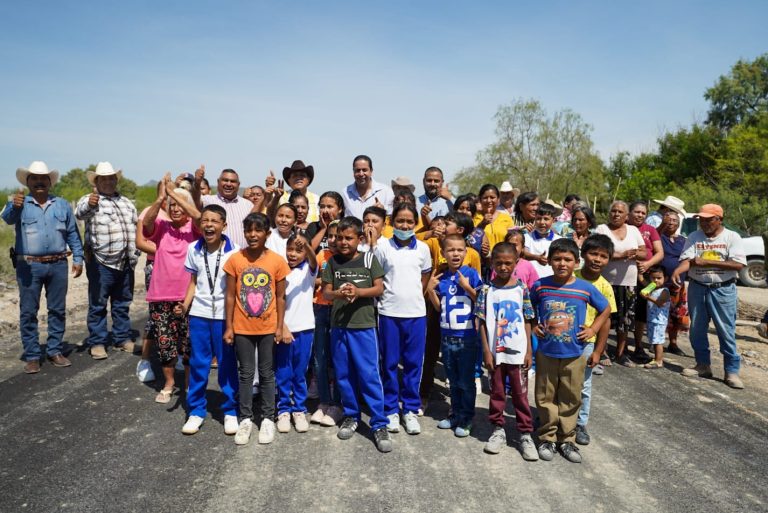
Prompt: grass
<box><xmin>0</xmin><ymin>223</ymin><xmax>14</xmax><ymax>281</ymax></box>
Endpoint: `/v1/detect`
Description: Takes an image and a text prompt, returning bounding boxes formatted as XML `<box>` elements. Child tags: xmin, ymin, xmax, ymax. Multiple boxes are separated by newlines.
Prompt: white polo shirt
<box><xmin>284</xmin><ymin>261</ymin><xmax>317</xmax><ymax>332</ymax></box>
<box><xmin>374</xmin><ymin>236</ymin><xmax>432</xmax><ymax>318</ymax></box>
<box><xmin>265</xmin><ymin>230</ymin><xmax>289</xmax><ymax>259</ymax></box>
<box><xmin>184</xmin><ymin>235</ymin><xmax>239</xmax><ymax>320</ymax></box>
<box><xmin>524</xmin><ymin>229</ymin><xmax>561</xmax><ymax>278</ymax></box>
<box><xmin>342</xmin><ymin>180</ymin><xmax>395</xmax><ymax>218</ymax></box>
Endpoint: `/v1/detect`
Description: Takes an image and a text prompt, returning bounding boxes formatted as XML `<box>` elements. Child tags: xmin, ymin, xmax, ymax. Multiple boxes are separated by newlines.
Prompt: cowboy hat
<box><xmin>87</xmin><ymin>162</ymin><xmax>123</xmax><ymax>185</ymax></box>
<box><xmin>282</xmin><ymin>160</ymin><xmax>314</xmax><ymax>185</ymax></box>
<box><xmin>16</xmin><ymin>161</ymin><xmax>59</xmax><ymax>187</ymax></box>
<box><xmin>391</xmin><ymin>176</ymin><xmax>416</xmax><ymax>193</ymax></box>
<box><xmin>543</xmin><ymin>198</ymin><xmax>563</xmax><ymax>215</ymax></box>
<box><xmin>499</xmin><ymin>181</ymin><xmax>521</xmax><ymax>195</ymax></box>
<box><xmin>652</xmin><ymin>195</ymin><xmax>686</xmax><ymax>216</ymax></box>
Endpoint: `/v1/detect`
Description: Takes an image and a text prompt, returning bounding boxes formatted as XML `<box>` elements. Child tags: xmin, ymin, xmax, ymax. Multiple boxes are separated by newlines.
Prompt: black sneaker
<box><xmin>560</xmin><ymin>442</ymin><xmax>582</xmax><ymax>463</ymax></box>
<box><xmin>373</xmin><ymin>428</ymin><xmax>393</xmax><ymax>453</ymax></box>
<box><xmin>575</xmin><ymin>425</ymin><xmax>591</xmax><ymax>446</ymax></box>
<box><xmin>337</xmin><ymin>417</ymin><xmax>358</xmax><ymax>440</ymax></box>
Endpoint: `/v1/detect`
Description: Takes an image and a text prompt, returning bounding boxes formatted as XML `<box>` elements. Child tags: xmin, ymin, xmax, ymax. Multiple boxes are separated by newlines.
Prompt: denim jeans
<box><xmin>16</xmin><ymin>259</ymin><xmax>68</xmax><ymax>361</ymax></box>
<box><xmin>86</xmin><ymin>259</ymin><xmax>134</xmax><ymax>347</ymax></box>
<box><xmin>312</xmin><ymin>304</ymin><xmax>340</xmax><ymax>405</ymax></box>
<box><xmin>578</xmin><ymin>343</ymin><xmax>595</xmax><ymax>427</ymax></box>
<box><xmin>441</xmin><ymin>334</ymin><xmax>478</xmax><ymax>425</ymax></box>
<box><xmin>688</xmin><ymin>281</ymin><xmax>741</xmax><ymax>374</ymax></box>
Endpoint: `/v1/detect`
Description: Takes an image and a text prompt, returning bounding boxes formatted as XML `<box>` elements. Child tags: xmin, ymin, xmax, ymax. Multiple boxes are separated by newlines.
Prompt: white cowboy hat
<box><xmin>391</xmin><ymin>176</ymin><xmax>416</xmax><ymax>193</ymax></box>
<box><xmin>16</xmin><ymin>161</ymin><xmax>59</xmax><ymax>187</ymax></box>
<box><xmin>652</xmin><ymin>195</ymin><xmax>686</xmax><ymax>216</ymax></box>
<box><xmin>543</xmin><ymin>198</ymin><xmax>563</xmax><ymax>215</ymax></box>
<box><xmin>87</xmin><ymin>161</ymin><xmax>123</xmax><ymax>185</ymax></box>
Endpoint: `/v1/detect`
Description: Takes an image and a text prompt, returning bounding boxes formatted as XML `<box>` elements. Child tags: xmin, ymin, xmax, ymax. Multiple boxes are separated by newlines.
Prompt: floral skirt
<box><xmin>610</xmin><ymin>285</ymin><xmax>636</xmax><ymax>333</ymax></box>
<box><xmin>149</xmin><ymin>301</ymin><xmax>189</xmax><ymax>363</ymax></box>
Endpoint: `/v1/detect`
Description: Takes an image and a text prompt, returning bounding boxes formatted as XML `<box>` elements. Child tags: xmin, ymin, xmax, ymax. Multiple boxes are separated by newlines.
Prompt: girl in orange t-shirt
<box><xmin>223</xmin><ymin>213</ymin><xmax>290</xmax><ymax>446</ymax></box>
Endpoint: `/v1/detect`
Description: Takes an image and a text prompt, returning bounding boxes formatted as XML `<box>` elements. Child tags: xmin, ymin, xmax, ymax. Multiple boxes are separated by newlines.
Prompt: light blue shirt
<box><xmin>416</xmin><ymin>194</ymin><xmax>453</xmax><ymax>218</ymax></box>
<box><xmin>2</xmin><ymin>195</ymin><xmax>84</xmax><ymax>264</ymax></box>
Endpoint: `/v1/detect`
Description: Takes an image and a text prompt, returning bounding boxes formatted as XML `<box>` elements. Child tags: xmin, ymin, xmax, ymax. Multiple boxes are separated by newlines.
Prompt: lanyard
<box><xmin>204</xmin><ymin>245</ymin><xmax>222</xmax><ymax>316</ymax></box>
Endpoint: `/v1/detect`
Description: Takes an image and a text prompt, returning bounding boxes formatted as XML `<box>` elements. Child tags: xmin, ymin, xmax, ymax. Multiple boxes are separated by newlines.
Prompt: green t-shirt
<box><xmin>321</xmin><ymin>252</ymin><xmax>384</xmax><ymax>329</ymax></box>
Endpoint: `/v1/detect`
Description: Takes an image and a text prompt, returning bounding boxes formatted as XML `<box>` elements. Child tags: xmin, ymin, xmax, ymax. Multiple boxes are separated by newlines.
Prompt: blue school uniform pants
<box><xmin>187</xmin><ymin>316</ymin><xmax>238</xmax><ymax>418</ymax></box>
<box><xmin>275</xmin><ymin>329</ymin><xmax>314</xmax><ymax>414</ymax></box>
<box><xmin>331</xmin><ymin>327</ymin><xmax>387</xmax><ymax>430</ymax></box>
<box><xmin>378</xmin><ymin>315</ymin><xmax>427</xmax><ymax>415</ymax></box>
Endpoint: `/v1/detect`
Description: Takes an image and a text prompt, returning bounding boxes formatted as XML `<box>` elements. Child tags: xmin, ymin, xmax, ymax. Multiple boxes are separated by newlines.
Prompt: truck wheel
<box><xmin>739</xmin><ymin>259</ymin><xmax>766</xmax><ymax>288</ymax></box>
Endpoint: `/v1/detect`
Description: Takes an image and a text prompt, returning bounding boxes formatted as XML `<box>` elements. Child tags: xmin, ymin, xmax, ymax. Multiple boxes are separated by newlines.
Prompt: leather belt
<box><xmin>691</xmin><ymin>278</ymin><xmax>737</xmax><ymax>289</ymax></box>
<box><xmin>19</xmin><ymin>251</ymin><xmax>71</xmax><ymax>263</ymax></box>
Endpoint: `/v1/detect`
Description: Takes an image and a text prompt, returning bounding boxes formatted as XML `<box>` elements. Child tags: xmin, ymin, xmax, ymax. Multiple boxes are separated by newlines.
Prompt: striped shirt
<box><xmin>76</xmin><ymin>193</ymin><xmax>138</xmax><ymax>270</ymax></box>
<box><xmin>202</xmin><ymin>194</ymin><xmax>254</xmax><ymax>249</ymax></box>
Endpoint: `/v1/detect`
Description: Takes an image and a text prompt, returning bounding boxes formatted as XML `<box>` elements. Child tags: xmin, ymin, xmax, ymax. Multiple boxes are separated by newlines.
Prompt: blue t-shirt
<box><xmin>529</xmin><ymin>276</ymin><xmax>609</xmax><ymax>358</ymax></box>
<box><xmin>435</xmin><ymin>265</ymin><xmax>482</xmax><ymax>337</ymax></box>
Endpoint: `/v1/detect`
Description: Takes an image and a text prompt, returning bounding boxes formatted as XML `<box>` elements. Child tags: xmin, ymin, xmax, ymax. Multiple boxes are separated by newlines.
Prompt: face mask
<box><xmin>393</xmin><ymin>228</ymin><xmax>414</xmax><ymax>240</ymax></box>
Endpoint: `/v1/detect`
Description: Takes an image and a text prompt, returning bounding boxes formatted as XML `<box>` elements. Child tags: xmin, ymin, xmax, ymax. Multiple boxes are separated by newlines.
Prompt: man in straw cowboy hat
<box><xmin>2</xmin><ymin>161</ymin><xmax>84</xmax><ymax>374</ymax></box>
<box><xmin>646</xmin><ymin>195</ymin><xmax>686</xmax><ymax>229</ymax></box>
<box><xmin>75</xmin><ymin>162</ymin><xmax>138</xmax><ymax>360</ymax></box>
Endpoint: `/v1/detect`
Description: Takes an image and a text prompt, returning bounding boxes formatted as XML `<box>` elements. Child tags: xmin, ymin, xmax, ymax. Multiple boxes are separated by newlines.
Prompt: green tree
<box><xmin>705</xmin><ymin>53</ymin><xmax>768</xmax><ymax>131</ymax></box>
<box><xmin>452</xmin><ymin>99</ymin><xmax>606</xmax><ymax>203</ymax></box>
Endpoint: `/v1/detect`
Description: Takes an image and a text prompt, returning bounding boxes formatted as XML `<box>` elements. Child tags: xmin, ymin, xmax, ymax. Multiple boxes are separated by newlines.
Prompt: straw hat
<box><xmin>16</xmin><ymin>161</ymin><xmax>59</xmax><ymax>187</ymax></box>
<box><xmin>87</xmin><ymin>162</ymin><xmax>123</xmax><ymax>185</ymax></box>
<box><xmin>652</xmin><ymin>195</ymin><xmax>686</xmax><ymax>216</ymax></box>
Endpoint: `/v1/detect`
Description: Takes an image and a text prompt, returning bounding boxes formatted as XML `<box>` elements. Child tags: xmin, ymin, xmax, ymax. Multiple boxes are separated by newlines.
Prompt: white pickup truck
<box><xmin>681</xmin><ymin>217</ymin><xmax>766</xmax><ymax>288</ymax></box>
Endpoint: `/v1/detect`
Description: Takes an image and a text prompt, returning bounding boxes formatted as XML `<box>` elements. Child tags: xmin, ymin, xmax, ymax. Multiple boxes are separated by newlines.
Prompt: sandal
<box><xmin>644</xmin><ymin>360</ymin><xmax>663</xmax><ymax>369</ymax></box>
<box><xmin>599</xmin><ymin>355</ymin><xmax>612</xmax><ymax>367</ymax></box>
<box><xmin>155</xmin><ymin>388</ymin><xmax>174</xmax><ymax>404</ymax></box>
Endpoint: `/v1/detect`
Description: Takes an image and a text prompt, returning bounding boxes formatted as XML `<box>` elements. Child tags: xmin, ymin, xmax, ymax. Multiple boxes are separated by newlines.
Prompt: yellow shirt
<box><xmin>575</xmin><ymin>270</ymin><xmax>617</xmax><ymax>342</ymax></box>
<box><xmin>424</xmin><ymin>237</ymin><xmax>481</xmax><ymax>273</ymax></box>
<box><xmin>473</xmin><ymin>211</ymin><xmax>514</xmax><ymax>250</ymax></box>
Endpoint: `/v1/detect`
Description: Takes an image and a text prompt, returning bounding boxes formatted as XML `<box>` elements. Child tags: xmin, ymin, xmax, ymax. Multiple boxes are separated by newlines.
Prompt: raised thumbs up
<box><xmin>88</xmin><ymin>186</ymin><xmax>100</xmax><ymax>207</ymax></box>
<box><xmin>12</xmin><ymin>188</ymin><xmax>25</xmax><ymax>209</ymax></box>
<box><xmin>265</xmin><ymin>169</ymin><xmax>276</xmax><ymax>188</ymax></box>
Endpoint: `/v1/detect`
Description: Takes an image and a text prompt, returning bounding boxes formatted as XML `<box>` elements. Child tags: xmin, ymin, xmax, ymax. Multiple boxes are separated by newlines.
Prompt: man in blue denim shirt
<box><xmin>2</xmin><ymin>161</ymin><xmax>83</xmax><ymax>374</ymax></box>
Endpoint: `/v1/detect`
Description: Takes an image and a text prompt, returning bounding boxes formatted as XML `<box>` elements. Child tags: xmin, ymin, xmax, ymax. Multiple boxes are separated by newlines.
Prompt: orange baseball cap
<box><xmin>694</xmin><ymin>204</ymin><xmax>723</xmax><ymax>218</ymax></box>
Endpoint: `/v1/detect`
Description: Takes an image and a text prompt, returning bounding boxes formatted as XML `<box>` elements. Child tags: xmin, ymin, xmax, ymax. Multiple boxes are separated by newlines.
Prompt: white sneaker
<box><xmin>321</xmin><ymin>405</ymin><xmax>343</xmax><ymax>427</ymax></box>
<box><xmin>181</xmin><ymin>415</ymin><xmax>204</xmax><ymax>435</ymax></box>
<box><xmin>136</xmin><ymin>360</ymin><xmax>155</xmax><ymax>382</ymax></box>
<box><xmin>224</xmin><ymin>415</ymin><xmax>239</xmax><ymax>435</ymax></box>
<box><xmin>293</xmin><ymin>412</ymin><xmax>309</xmax><ymax>433</ymax></box>
<box><xmin>276</xmin><ymin>412</ymin><xmax>291</xmax><ymax>433</ymax></box>
<box><xmin>402</xmin><ymin>412</ymin><xmax>421</xmax><ymax>435</ymax></box>
<box><xmin>310</xmin><ymin>404</ymin><xmax>328</xmax><ymax>424</ymax></box>
<box><xmin>386</xmin><ymin>413</ymin><xmax>401</xmax><ymax>433</ymax></box>
<box><xmin>234</xmin><ymin>419</ymin><xmax>252</xmax><ymax>445</ymax></box>
<box><xmin>258</xmin><ymin>419</ymin><xmax>276</xmax><ymax>444</ymax></box>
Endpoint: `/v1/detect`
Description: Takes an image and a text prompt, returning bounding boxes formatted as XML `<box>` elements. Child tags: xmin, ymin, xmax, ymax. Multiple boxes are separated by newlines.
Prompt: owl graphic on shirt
<box><xmin>240</xmin><ymin>267</ymin><xmax>273</xmax><ymax>317</ymax></box>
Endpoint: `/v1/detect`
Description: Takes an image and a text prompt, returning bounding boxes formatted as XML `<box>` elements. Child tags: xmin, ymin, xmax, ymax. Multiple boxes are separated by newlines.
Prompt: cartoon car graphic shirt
<box><xmin>435</xmin><ymin>265</ymin><xmax>483</xmax><ymax>338</ymax></box>
<box><xmin>529</xmin><ymin>276</ymin><xmax>610</xmax><ymax>358</ymax></box>
<box><xmin>476</xmin><ymin>281</ymin><xmax>535</xmax><ymax>365</ymax></box>
<box><xmin>679</xmin><ymin>228</ymin><xmax>746</xmax><ymax>284</ymax></box>
<box><xmin>223</xmin><ymin>248</ymin><xmax>290</xmax><ymax>335</ymax></box>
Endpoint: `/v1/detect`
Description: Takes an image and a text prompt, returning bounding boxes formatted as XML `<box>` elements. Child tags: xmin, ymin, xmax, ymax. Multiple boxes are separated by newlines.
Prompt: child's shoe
<box><xmin>234</xmin><ymin>419</ymin><xmax>253</xmax><ymax>445</ymax></box>
<box><xmin>402</xmin><ymin>412</ymin><xmax>421</xmax><ymax>435</ymax></box>
<box><xmin>437</xmin><ymin>417</ymin><xmax>456</xmax><ymax>430</ymax></box>
<box><xmin>519</xmin><ymin>433</ymin><xmax>539</xmax><ymax>461</ymax></box>
<box><xmin>560</xmin><ymin>442</ymin><xmax>582</xmax><ymax>463</ymax></box>
<box><xmin>322</xmin><ymin>405</ymin><xmax>343</xmax><ymax>427</ymax></box>
<box><xmin>258</xmin><ymin>419</ymin><xmax>276</xmax><ymax>444</ymax></box>
<box><xmin>386</xmin><ymin>413</ymin><xmax>401</xmax><ymax>433</ymax></box>
<box><xmin>373</xmin><ymin>428</ymin><xmax>393</xmax><ymax>453</ymax></box>
<box><xmin>644</xmin><ymin>359</ymin><xmax>663</xmax><ymax>369</ymax></box>
<box><xmin>484</xmin><ymin>426</ymin><xmax>506</xmax><ymax>454</ymax></box>
<box><xmin>181</xmin><ymin>415</ymin><xmax>204</xmax><ymax>435</ymax></box>
<box><xmin>276</xmin><ymin>412</ymin><xmax>291</xmax><ymax>433</ymax></box>
<box><xmin>592</xmin><ymin>364</ymin><xmax>605</xmax><ymax>376</ymax></box>
<box><xmin>292</xmin><ymin>412</ymin><xmax>309</xmax><ymax>432</ymax></box>
<box><xmin>537</xmin><ymin>441</ymin><xmax>556</xmax><ymax>461</ymax></box>
<box><xmin>575</xmin><ymin>425</ymin><xmax>590</xmax><ymax>445</ymax></box>
<box><xmin>310</xmin><ymin>404</ymin><xmax>328</xmax><ymax>424</ymax></box>
<box><xmin>337</xmin><ymin>417</ymin><xmax>358</xmax><ymax>440</ymax></box>
<box><xmin>224</xmin><ymin>415</ymin><xmax>239</xmax><ymax>435</ymax></box>
<box><xmin>454</xmin><ymin>424</ymin><xmax>471</xmax><ymax>438</ymax></box>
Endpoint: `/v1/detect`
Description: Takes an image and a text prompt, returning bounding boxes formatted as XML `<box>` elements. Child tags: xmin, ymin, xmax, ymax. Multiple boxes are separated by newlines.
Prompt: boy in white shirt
<box><xmin>524</xmin><ymin>203</ymin><xmax>561</xmax><ymax>278</ymax></box>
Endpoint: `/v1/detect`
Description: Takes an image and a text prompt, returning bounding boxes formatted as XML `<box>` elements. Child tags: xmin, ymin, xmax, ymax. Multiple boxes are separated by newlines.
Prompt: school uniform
<box><xmin>184</xmin><ymin>235</ymin><xmax>239</xmax><ymax>419</ymax></box>
<box><xmin>374</xmin><ymin>236</ymin><xmax>432</xmax><ymax>416</ymax></box>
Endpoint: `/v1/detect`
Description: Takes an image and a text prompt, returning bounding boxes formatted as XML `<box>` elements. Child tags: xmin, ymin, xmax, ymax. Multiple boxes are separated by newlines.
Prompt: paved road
<box><xmin>1</xmin><ymin>317</ymin><xmax>767</xmax><ymax>513</ymax></box>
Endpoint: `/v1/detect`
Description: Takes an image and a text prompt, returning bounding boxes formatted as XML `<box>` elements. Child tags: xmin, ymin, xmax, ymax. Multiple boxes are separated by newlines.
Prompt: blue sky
<box><xmin>1</xmin><ymin>1</ymin><xmax>766</xmax><ymax>194</ymax></box>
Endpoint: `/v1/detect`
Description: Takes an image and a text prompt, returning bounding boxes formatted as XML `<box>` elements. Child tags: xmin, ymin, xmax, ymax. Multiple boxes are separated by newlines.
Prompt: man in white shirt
<box><xmin>672</xmin><ymin>204</ymin><xmax>746</xmax><ymax>389</ymax></box>
<box><xmin>342</xmin><ymin>155</ymin><xmax>394</xmax><ymax>219</ymax></box>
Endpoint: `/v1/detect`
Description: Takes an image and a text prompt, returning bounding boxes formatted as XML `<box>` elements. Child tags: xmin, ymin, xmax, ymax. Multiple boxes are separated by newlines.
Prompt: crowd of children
<box><xmin>134</xmin><ymin>162</ymin><xmax>687</xmax><ymax>462</ymax></box>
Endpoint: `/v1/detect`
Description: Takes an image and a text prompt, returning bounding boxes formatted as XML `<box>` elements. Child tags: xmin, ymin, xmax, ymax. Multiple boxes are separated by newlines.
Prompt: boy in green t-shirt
<box><xmin>321</xmin><ymin>217</ymin><xmax>390</xmax><ymax>452</ymax></box>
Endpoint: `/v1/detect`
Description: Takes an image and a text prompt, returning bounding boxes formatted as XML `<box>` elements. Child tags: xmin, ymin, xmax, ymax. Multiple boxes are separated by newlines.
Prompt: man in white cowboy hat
<box><xmin>75</xmin><ymin>162</ymin><xmax>138</xmax><ymax>360</ymax></box>
<box><xmin>646</xmin><ymin>195</ymin><xmax>686</xmax><ymax>229</ymax></box>
<box><xmin>497</xmin><ymin>181</ymin><xmax>520</xmax><ymax>217</ymax></box>
<box><xmin>2</xmin><ymin>161</ymin><xmax>84</xmax><ymax>374</ymax></box>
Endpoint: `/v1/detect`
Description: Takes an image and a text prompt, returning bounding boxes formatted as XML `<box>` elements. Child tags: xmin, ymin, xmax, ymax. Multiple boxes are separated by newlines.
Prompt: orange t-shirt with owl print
<box><xmin>223</xmin><ymin>248</ymin><xmax>290</xmax><ymax>335</ymax></box>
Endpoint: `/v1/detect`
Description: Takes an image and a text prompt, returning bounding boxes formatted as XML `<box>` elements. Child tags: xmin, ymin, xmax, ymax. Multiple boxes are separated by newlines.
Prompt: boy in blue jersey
<box><xmin>426</xmin><ymin>234</ymin><xmax>482</xmax><ymax>437</ymax></box>
<box><xmin>476</xmin><ymin>242</ymin><xmax>538</xmax><ymax>461</ymax></box>
<box><xmin>529</xmin><ymin>238</ymin><xmax>610</xmax><ymax>464</ymax></box>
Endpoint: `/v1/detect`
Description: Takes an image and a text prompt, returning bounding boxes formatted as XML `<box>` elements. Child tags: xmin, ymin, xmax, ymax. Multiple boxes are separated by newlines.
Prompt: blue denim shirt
<box><xmin>416</xmin><ymin>193</ymin><xmax>453</xmax><ymax>218</ymax></box>
<box><xmin>2</xmin><ymin>195</ymin><xmax>84</xmax><ymax>264</ymax></box>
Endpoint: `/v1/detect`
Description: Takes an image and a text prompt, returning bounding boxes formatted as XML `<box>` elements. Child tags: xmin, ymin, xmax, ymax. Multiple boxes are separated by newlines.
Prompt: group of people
<box><xmin>3</xmin><ymin>156</ymin><xmax>753</xmax><ymax>462</ymax></box>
